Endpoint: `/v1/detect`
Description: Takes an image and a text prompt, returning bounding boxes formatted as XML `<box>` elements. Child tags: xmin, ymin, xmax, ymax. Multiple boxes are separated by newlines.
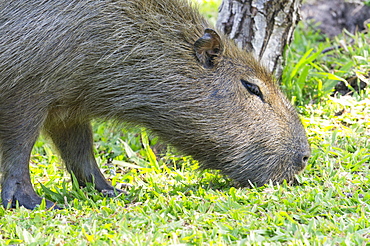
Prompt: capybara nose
<box><xmin>302</xmin><ymin>154</ymin><xmax>309</xmax><ymax>164</ymax></box>
<box><xmin>296</xmin><ymin>150</ymin><xmax>310</xmax><ymax>170</ymax></box>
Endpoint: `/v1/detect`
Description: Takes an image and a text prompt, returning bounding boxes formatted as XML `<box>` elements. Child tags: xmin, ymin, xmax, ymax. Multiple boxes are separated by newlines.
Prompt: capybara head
<box><xmin>137</xmin><ymin>27</ymin><xmax>311</xmax><ymax>186</ymax></box>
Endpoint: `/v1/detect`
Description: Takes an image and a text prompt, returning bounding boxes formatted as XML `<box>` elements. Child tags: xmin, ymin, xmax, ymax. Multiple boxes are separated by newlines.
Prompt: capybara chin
<box><xmin>0</xmin><ymin>0</ymin><xmax>310</xmax><ymax>209</ymax></box>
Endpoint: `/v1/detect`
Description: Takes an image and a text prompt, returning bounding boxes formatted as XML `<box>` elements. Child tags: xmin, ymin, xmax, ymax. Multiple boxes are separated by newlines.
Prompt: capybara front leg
<box><xmin>45</xmin><ymin>119</ymin><xmax>120</xmax><ymax>196</ymax></box>
<box><xmin>0</xmin><ymin>132</ymin><xmax>58</xmax><ymax>209</ymax></box>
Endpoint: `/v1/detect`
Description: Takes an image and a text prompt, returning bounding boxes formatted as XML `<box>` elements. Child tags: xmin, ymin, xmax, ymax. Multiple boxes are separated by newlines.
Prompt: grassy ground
<box><xmin>1</xmin><ymin>1</ymin><xmax>369</xmax><ymax>245</ymax></box>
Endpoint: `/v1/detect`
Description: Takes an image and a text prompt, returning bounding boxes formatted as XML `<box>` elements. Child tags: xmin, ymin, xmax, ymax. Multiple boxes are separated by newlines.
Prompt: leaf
<box><xmin>316</xmin><ymin>72</ymin><xmax>347</xmax><ymax>82</ymax></box>
<box><xmin>141</xmin><ymin>128</ymin><xmax>160</xmax><ymax>171</ymax></box>
<box><xmin>112</xmin><ymin>160</ymin><xmax>143</xmax><ymax>169</ymax></box>
<box><xmin>40</xmin><ymin>182</ymin><xmax>64</xmax><ymax>202</ymax></box>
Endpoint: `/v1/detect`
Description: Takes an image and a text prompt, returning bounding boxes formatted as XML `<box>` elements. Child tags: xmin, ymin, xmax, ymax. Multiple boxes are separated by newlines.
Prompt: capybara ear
<box><xmin>194</xmin><ymin>28</ymin><xmax>224</xmax><ymax>69</ymax></box>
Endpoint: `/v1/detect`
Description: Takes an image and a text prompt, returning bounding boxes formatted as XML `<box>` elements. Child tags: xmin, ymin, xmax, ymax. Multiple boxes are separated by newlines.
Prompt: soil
<box><xmin>300</xmin><ymin>0</ymin><xmax>370</xmax><ymax>37</ymax></box>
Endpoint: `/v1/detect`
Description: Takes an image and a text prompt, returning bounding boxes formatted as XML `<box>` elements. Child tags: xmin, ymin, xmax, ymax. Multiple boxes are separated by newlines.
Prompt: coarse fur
<box><xmin>0</xmin><ymin>0</ymin><xmax>310</xmax><ymax>209</ymax></box>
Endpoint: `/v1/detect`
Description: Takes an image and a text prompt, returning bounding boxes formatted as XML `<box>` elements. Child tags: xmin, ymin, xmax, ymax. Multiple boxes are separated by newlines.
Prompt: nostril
<box><xmin>296</xmin><ymin>153</ymin><xmax>310</xmax><ymax>169</ymax></box>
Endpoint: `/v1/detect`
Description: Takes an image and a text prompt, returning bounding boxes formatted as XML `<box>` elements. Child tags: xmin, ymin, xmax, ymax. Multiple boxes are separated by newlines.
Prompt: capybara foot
<box><xmin>1</xmin><ymin>182</ymin><xmax>60</xmax><ymax>210</ymax></box>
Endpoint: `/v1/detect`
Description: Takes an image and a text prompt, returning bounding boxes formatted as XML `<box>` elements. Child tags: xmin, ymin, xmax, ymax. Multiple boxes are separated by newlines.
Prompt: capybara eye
<box><xmin>241</xmin><ymin>79</ymin><xmax>263</xmax><ymax>100</ymax></box>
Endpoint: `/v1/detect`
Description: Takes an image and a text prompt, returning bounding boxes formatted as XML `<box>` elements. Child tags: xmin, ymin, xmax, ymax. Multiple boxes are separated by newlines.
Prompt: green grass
<box><xmin>282</xmin><ymin>21</ymin><xmax>370</xmax><ymax>106</ymax></box>
<box><xmin>1</xmin><ymin>1</ymin><xmax>369</xmax><ymax>245</ymax></box>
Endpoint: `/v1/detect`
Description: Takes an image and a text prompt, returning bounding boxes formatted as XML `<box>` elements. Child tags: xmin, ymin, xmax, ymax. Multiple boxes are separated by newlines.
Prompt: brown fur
<box><xmin>0</xmin><ymin>0</ymin><xmax>310</xmax><ymax>209</ymax></box>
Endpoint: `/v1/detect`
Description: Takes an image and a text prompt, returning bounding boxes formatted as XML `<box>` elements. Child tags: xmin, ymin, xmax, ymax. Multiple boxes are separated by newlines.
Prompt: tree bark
<box><xmin>216</xmin><ymin>0</ymin><xmax>302</xmax><ymax>79</ymax></box>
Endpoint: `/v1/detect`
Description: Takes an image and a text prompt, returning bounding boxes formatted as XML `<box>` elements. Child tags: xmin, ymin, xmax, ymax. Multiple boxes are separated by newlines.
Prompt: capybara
<box><xmin>0</xmin><ymin>0</ymin><xmax>310</xmax><ymax>209</ymax></box>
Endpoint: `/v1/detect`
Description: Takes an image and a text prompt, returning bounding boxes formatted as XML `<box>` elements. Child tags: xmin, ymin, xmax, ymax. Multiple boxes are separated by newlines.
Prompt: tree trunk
<box><xmin>216</xmin><ymin>0</ymin><xmax>302</xmax><ymax>79</ymax></box>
